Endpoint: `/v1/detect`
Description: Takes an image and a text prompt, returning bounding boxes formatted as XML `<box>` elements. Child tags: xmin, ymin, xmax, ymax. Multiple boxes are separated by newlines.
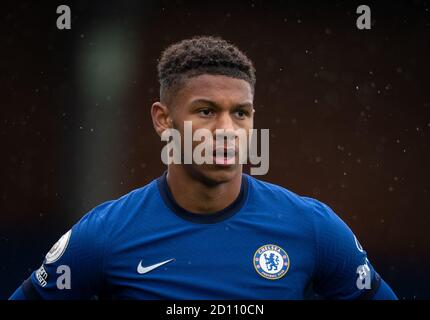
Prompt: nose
<box><xmin>215</xmin><ymin>111</ymin><xmax>235</xmax><ymax>131</ymax></box>
<box><xmin>214</xmin><ymin>112</ymin><xmax>236</xmax><ymax>146</ymax></box>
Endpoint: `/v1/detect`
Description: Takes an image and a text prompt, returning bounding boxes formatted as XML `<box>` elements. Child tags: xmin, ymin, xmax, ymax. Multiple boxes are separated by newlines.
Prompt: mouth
<box><xmin>213</xmin><ymin>148</ymin><xmax>236</xmax><ymax>165</ymax></box>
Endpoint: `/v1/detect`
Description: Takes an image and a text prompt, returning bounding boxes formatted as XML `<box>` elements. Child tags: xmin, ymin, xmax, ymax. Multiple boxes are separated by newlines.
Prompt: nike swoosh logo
<box><xmin>137</xmin><ymin>258</ymin><xmax>175</xmax><ymax>274</ymax></box>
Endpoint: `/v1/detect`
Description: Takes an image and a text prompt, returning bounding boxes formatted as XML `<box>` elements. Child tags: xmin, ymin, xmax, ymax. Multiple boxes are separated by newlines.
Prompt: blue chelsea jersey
<box><xmin>10</xmin><ymin>172</ymin><xmax>397</xmax><ymax>300</ymax></box>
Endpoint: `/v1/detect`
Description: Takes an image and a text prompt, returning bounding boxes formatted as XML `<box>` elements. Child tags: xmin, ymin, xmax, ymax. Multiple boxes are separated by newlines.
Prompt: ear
<box><xmin>151</xmin><ymin>102</ymin><xmax>172</xmax><ymax>136</ymax></box>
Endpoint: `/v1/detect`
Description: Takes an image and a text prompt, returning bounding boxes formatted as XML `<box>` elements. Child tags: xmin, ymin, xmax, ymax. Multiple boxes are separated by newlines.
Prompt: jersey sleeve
<box><xmin>306</xmin><ymin>198</ymin><xmax>397</xmax><ymax>300</ymax></box>
<box><xmin>9</xmin><ymin>202</ymin><xmax>111</xmax><ymax>300</ymax></box>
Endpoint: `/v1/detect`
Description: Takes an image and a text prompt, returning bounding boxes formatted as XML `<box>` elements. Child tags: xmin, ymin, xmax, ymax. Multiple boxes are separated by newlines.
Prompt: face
<box><xmin>152</xmin><ymin>74</ymin><xmax>255</xmax><ymax>185</ymax></box>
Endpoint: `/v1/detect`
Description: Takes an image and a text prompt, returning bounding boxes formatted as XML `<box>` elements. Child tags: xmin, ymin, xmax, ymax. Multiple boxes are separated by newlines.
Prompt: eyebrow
<box><xmin>189</xmin><ymin>98</ymin><xmax>253</xmax><ymax>110</ymax></box>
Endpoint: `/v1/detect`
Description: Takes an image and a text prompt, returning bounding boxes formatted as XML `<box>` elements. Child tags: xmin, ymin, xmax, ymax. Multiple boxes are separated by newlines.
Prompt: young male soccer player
<box><xmin>10</xmin><ymin>36</ymin><xmax>397</xmax><ymax>300</ymax></box>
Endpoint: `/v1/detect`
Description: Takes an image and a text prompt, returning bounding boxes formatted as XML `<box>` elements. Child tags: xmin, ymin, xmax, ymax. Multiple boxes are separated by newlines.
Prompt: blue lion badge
<box><xmin>253</xmin><ymin>244</ymin><xmax>290</xmax><ymax>280</ymax></box>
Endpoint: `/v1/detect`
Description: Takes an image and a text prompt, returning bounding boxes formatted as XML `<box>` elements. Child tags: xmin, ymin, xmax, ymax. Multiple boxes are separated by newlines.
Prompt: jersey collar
<box><xmin>157</xmin><ymin>171</ymin><xmax>249</xmax><ymax>224</ymax></box>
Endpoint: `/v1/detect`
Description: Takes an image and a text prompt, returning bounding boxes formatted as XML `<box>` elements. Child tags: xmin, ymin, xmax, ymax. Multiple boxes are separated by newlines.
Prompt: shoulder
<box><xmin>246</xmin><ymin>175</ymin><xmax>339</xmax><ymax>222</ymax></box>
<box><xmin>74</xmin><ymin>179</ymin><xmax>158</xmax><ymax>236</ymax></box>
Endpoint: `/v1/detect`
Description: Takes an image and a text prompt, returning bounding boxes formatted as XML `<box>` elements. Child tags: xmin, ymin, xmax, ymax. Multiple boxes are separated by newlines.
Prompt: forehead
<box><xmin>173</xmin><ymin>74</ymin><xmax>253</xmax><ymax>107</ymax></box>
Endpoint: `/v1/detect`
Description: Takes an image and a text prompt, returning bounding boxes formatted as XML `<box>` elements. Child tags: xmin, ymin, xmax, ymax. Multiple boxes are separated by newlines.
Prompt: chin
<box><xmin>189</xmin><ymin>164</ymin><xmax>241</xmax><ymax>186</ymax></box>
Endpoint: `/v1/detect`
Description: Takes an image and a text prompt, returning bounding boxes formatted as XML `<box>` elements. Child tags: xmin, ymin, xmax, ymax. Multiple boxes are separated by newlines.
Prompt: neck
<box><xmin>166</xmin><ymin>166</ymin><xmax>243</xmax><ymax>214</ymax></box>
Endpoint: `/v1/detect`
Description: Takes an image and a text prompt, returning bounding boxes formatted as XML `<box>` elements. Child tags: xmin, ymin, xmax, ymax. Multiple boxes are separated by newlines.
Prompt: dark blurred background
<box><xmin>1</xmin><ymin>0</ymin><xmax>429</xmax><ymax>299</ymax></box>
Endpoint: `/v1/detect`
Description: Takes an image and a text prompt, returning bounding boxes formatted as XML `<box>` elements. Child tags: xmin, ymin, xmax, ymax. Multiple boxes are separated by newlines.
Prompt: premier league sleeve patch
<box><xmin>253</xmin><ymin>244</ymin><xmax>290</xmax><ymax>280</ymax></box>
<box><xmin>44</xmin><ymin>229</ymin><xmax>72</xmax><ymax>264</ymax></box>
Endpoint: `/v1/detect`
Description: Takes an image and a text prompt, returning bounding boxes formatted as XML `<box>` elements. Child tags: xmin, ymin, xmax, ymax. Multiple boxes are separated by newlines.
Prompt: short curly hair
<box><xmin>157</xmin><ymin>36</ymin><xmax>256</xmax><ymax>104</ymax></box>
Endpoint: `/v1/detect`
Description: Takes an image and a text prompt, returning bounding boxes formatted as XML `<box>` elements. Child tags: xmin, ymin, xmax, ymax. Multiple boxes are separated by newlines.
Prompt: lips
<box><xmin>213</xmin><ymin>148</ymin><xmax>236</xmax><ymax>157</ymax></box>
<box><xmin>213</xmin><ymin>147</ymin><xmax>236</xmax><ymax>165</ymax></box>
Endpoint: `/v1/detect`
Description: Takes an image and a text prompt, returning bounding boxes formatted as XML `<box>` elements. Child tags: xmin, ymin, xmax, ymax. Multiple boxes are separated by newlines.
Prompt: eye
<box><xmin>234</xmin><ymin>109</ymin><xmax>249</xmax><ymax>119</ymax></box>
<box><xmin>198</xmin><ymin>108</ymin><xmax>214</xmax><ymax>117</ymax></box>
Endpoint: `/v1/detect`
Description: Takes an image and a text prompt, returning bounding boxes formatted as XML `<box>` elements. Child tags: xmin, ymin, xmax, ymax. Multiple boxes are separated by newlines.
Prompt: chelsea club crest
<box><xmin>253</xmin><ymin>244</ymin><xmax>290</xmax><ymax>280</ymax></box>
